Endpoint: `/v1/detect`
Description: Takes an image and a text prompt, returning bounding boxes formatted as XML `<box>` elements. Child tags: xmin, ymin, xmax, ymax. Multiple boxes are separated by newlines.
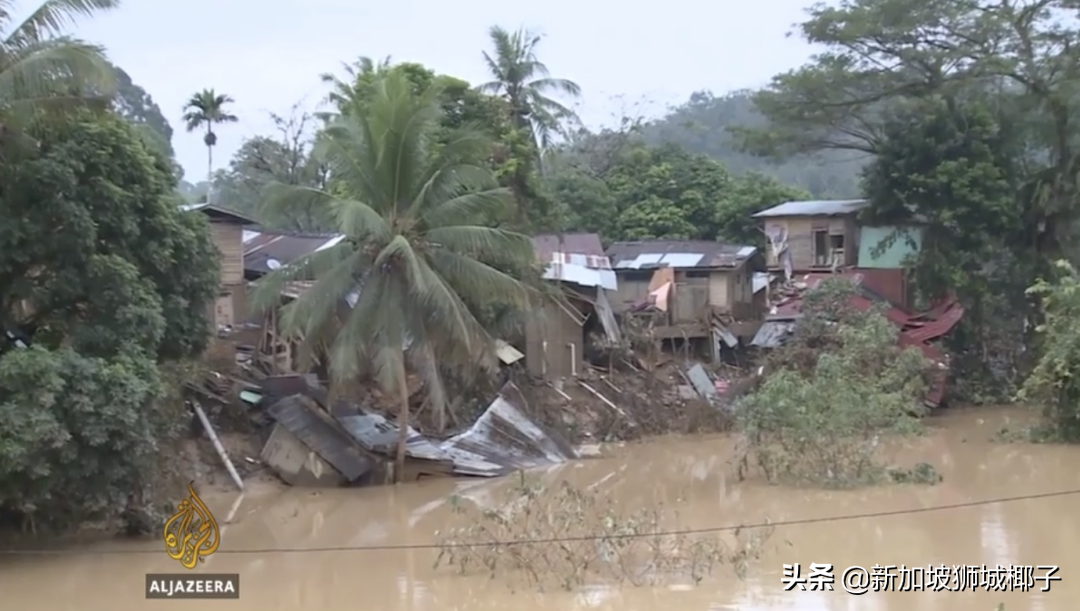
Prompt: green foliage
<box><xmin>546</xmin><ymin>139</ymin><xmax>805</xmax><ymax>246</ymax></box>
<box><xmin>111</xmin><ymin>65</ymin><xmax>175</xmax><ymax>160</ymax></box>
<box><xmin>0</xmin><ymin>0</ymin><xmax>121</xmax><ymax>153</ymax></box>
<box><xmin>860</xmin><ymin>97</ymin><xmax>1029</xmax><ymax>403</ymax></box>
<box><xmin>0</xmin><ymin>112</ymin><xmax>219</xmax><ymax>361</ymax></box>
<box><xmin>211</xmin><ymin>107</ymin><xmax>333</xmax><ymax>232</ymax></box>
<box><xmin>0</xmin><ymin>346</ymin><xmax>183</xmax><ymax>530</ymax></box>
<box><xmin>604</xmin><ymin>144</ymin><xmax>732</xmax><ymax>240</ymax></box>
<box><xmin>435</xmin><ymin>475</ymin><xmax>771</xmax><ymax>591</ymax></box>
<box><xmin>183</xmin><ymin>89</ymin><xmax>238</xmax><ymax>183</ymax></box>
<box><xmin>1018</xmin><ymin>261</ymin><xmax>1080</xmax><ymax>442</ymax></box>
<box><xmin>254</xmin><ymin>72</ymin><xmax>534</xmax><ymax>437</ymax></box>
<box><xmin>714</xmin><ymin>171</ymin><xmax>809</xmax><ymax>248</ymax></box>
<box><xmin>0</xmin><ymin>111</ymin><xmax>218</xmax><ymax>530</ymax></box>
<box><xmin>479</xmin><ymin>25</ymin><xmax>581</xmax><ymax>150</ymax></box>
<box><xmin>642</xmin><ymin>91</ymin><xmax>864</xmax><ymax>198</ymax></box>
<box><xmin>736</xmin><ymin>278</ymin><xmax>931</xmax><ymax>487</ymax></box>
<box><xmin>740</xmin><ymin>0</ymin><xmax>1080</xmax><ymax>405</ymax></box>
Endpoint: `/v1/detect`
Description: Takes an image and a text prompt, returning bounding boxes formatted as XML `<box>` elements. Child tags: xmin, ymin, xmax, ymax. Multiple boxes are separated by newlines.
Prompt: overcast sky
<box><xmin>67</xmin><ymin>0</ymin><xmax>819</xmax><ymax>182</ymax></box>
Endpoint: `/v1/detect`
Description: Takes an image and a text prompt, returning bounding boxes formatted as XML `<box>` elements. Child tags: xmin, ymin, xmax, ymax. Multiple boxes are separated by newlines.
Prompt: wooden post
<box><xmin>191</xmin><ymin>399</ymin><xmax>244</xmax><ymax>491</ymax></box>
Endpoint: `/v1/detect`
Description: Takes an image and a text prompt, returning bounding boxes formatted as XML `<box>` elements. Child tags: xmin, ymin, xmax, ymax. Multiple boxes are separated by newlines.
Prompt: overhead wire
<box><xmin>1</xmin><ymin>486</ymin><xmax>1076</xmax><ymax>556</ymax></box>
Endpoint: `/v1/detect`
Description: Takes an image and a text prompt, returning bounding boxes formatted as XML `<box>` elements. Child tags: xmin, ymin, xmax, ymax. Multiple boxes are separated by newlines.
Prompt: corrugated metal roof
<box><xmin>267</xmin><ymin>395</ymin><xmax>375</xmax><ymax>481</ymax></box>
<box><xmin>180</xmin><ymin>202</ymin><xmax>259</xmax><ymax>224</ymax></box>
<box><xmin>608</xmin><ymin>240</ymin><xmax>758</xmax><ymax>269</ymax></box>
<box><xmin>337</xmin><ymin>413</ymin><xmax>450</xmax><ymax>463</ymax></box>
<box><xmin>440</xmin><ymin>382</ymin><xmax>576</xmax><ymax>477</ymax></box>
<box><xmin>532</xmin><ymin>233</ymin><xmax>606</xmax><ymax>258</ymax></box>
<box><xmin>750</xmin><ymin>321</ymin><xmax>796</xmax><ymax>348</ymax></box>
<box><xmin>534</xmin><ymin>234</ymin><xmax>618</xmax><ymax>290</ymax></box>
<box><xmin>753</xmin><ymin>272</ymin><xmax>773</xmax><ymax>294</ymax></box>
<box><xmin>752</xmin><ymin>199</ymin><xmax>868</xmax><ymax>218</ymax></box>
<box><xmin>243</xmin><ymin>230</ymin><xmax>344</xmax><ymax>276</ymax></box>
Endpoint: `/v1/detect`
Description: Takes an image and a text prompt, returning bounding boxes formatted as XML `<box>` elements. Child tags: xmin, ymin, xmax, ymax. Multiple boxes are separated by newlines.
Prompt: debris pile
<box><xmin>751</xmin><ymin>272</ymin><xmax>964</xmax><ymax>407</ymax></box>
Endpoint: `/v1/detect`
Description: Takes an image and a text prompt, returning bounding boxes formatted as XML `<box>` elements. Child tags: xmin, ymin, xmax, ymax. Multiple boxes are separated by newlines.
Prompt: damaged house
<box><xmin>750</xmin><ymin>199</ymin><xmax>963</xmax><ymax>407</ymax></box>
<box><xmin>525</xmin><ymin>233</ymin><xmax>620</xmax><ymax>379</ymax></box>
<box><xmin>180</xmin><ymin>202</ymin><xmax>258</xmax><ymax>332</ymax></box>
<box><xmin>606</xmin><ymin>240</ymin><xmax>765</xmax><ymax>360</ymax></box>
<box><xmin>753</xmin><ymin>197</ymin><xmax>926</xmax><ymax>308</ymax></box>
<box><xmin>241</xmin><ymin>229</ymin><xmax>349</xmax><ymax>373</ymax></box>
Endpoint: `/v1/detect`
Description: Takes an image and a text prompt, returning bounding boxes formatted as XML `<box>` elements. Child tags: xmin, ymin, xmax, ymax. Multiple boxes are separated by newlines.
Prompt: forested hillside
<box><xmin>641</xmin><ymin>91</ymin><xmax>864</xmax><ymax>198</ymax></box>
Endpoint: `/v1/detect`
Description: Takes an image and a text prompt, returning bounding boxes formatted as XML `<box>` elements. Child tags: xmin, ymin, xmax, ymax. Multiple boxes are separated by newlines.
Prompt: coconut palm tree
<box><xmin>479</xmin><ymin>25</ymin><xmax>581</xmax><ymax>150</ymax></box>
<box><xmin>0</xmin><ymin>0</ymin><xmax>121</xmax><ymax>148</ymax></box>
<box><xmin>253</xmin><ymin>72</ymin><xmax>534</xmax><ymax>480</ymax></box>
<box><xmin>182</xmin><ymin>89</ymin><xmax>238</xmax><ymax>186</ymax></box>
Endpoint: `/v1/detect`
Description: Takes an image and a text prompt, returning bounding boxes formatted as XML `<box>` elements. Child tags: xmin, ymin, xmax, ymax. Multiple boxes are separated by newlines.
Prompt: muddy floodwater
<box><xmin>3</xmin><ymin>406</ymin><xmax>1078</xmax><ymax>610</ymax></box>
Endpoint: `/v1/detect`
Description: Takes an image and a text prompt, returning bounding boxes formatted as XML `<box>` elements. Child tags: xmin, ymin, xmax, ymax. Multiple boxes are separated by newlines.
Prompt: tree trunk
<box><xmin>206</xmin><ymin>123</ymin><xmax>214</xmax><ymax>201</ymax></box>
<box><xmin>394</xmin><ymin>353</ymin><xmax>409</xmax><ymax>483</ymax></box>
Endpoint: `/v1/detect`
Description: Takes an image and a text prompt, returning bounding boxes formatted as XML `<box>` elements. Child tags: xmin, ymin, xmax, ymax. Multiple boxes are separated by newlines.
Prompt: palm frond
<box><xmin>5</xmin><ymin>0</ymin><xmax>119</xmax><ymax>48</ymax></box>
<box><xmin>419</xmin><ymin>186</ymin><xmax>512</xmax><ymax>228</ymax></box>
<box><xmin>0</xmin><ymin>37</ymin><xmax>114</xmax><ymax>106</ymax></box>
<box><xmin>528</xmin><ymin>76</ymin><xmax>581</xmax><ymax>98</ymax></box>
<box><xmin>426</xmin><ymin>225</ymin><xmax>534</xmax><ymax>262</ymax></box>
<box><xmin>429</xmin><ymin>249</ymin><xmax>532</xmax><ymax>309</ymax></box>
<box><xmin>249</xmin><ymin>242</ymin><xmax>358</xmax><ymax>314</ymax></box>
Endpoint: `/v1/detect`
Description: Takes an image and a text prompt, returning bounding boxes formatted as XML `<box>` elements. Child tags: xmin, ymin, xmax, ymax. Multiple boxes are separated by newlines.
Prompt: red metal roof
<box><xmin>764</xmin><ymin>271</ymin><xmax>963</xmax><ymax>408</ymax></box>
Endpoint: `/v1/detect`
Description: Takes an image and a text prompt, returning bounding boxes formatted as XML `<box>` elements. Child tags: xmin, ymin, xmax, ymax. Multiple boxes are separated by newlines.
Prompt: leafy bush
<box><xmin>1018</xmin><ymin>260</ymin><xmax>1080</xmax><ymax>441</ymax></box>
<box><xmin>736</xmin><ymin>278</ymin><xmax>931</xmax><ymax>487</ymax></box>
<box><xmin>0</xmin><ymin>112</ymin><xmax>218</xmax><ymax>532</ymax></box>
<box><xmin>434</xmin><ymin>475</ymin><xmax>772</xmax><ymax>591</ymax></box>
<box><xmin>0</xmin><ymin>347</ymin><xmax>187</xmax><ymax>532</ymax></box>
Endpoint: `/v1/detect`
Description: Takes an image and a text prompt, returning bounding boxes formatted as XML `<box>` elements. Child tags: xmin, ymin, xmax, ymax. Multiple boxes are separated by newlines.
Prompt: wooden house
<box><xmin>181</xmin><ymin>202</ymin><xmax>257</xmax><ymax>331</ymax></box>
<box><xmin>525</xmin><ymin>233</ymin><xmax>619</xmax><ymax>380</ymax></box>
<box><xmin>753</xmin><ymin>199</ymin><xmax>927</xmax><ymax>311</ymax></box>
<box><xmin>606</xmin><ymin>240</ymin><xmax>764</xmax><ymax>345</ymax></box>
<box><xmin>752</xmin><ymin>199</ymin><xmax>869</xmax><ymax>273</ymax></box>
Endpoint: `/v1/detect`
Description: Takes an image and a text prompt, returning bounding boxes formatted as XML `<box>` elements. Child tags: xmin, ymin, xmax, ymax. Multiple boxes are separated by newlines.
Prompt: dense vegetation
<box><xmin>8</xmin><ymin>0</ymin><xmax>1080</xmax><ymax>529</ymax></box>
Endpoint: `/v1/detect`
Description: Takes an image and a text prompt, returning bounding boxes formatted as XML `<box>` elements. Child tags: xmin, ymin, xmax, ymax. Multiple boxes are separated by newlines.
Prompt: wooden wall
<box><xmin>210</xmin><ymin>222</ymin><xmax>244</xmax><ymax>285</ymax></box>
<box><xmin>523</xmin><ymin>297</ymin><xmax>585</xmax><ymax>379</ymax></box>
<box><xmin>764</xmin><ymin>215</ymin><xmax>859</xmax><ymax>270</ymax></box>
<box><xmin>610</xmin><ymin>272</ymin><xmax>651</xmax><ymax>311</ymax></box>
<box><xmin>613</xmin><ymin>266</ymin><xmax>759</xmax><ymax>322</ymax></box>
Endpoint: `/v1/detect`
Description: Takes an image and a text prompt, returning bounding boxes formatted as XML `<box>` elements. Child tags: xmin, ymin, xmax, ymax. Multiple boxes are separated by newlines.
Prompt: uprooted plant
<box><xmin>735</xmin><ymin>278</ymin><xmax>934</xmax><ymax>487</ymax></box>
<box><xmin>434</xmin><ymin>474</ymin><xmax>773</xmax><ymax>591</ymax></box>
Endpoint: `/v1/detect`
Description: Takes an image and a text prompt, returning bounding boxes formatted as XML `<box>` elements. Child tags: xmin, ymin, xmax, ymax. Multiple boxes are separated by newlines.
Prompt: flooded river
<box><xmin>3</xmin><ymin>406</ymin><xmax>1078</xmax><ymax>609</ymax></box>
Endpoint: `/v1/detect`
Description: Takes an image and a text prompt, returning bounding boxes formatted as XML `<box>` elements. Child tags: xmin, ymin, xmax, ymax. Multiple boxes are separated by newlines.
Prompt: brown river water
<box><xmin>2</xmin><ymin>406</ymin><xmax>1078</xmax><ymax>609</ymax></box>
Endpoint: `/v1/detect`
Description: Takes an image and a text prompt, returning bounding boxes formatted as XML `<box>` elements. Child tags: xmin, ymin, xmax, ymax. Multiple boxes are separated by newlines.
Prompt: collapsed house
<box><xmin>750</xmin><ymin>199</ymin><xmax>964</xmax><ymax>407</ymax></box>
<box><xmin>605</xmin><ymin>240</ymin><xmax>765</xmax><ymax>361</ymax></box>
<box><xmin>525</xmin><ymin>233</ymin><xmax>620</xmax><ymax>379</ymax></box>
<box><xmin>252</xmin><ymin>375</ymin><xmax>576</xmax><ymax>485</ymax></box>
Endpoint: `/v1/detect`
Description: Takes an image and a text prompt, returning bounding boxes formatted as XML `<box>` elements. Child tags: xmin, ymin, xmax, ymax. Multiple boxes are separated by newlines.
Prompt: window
<box><xmin>685</xmin><ymin>270</ymin><xmax>710</xmax><ymax>279</ymax></box>
<box><xmin>814</xmin><ymin>231</ymin><xmax>846</xmax><ymax>267</ymax></box>
<box><xmin>622</xmin><ymin>271</ymin><xmax>652</xmax><ymax>282</ymax></box>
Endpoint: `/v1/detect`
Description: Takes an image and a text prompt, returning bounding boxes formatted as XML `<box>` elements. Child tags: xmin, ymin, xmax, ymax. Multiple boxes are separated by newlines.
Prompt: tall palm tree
<box><xmin>479</xmin><ymin>25</ymin><xmax>581</xmax><ymax>150</ymax></box>
<box><xmin>253</xmin><ymin>72</ymin><xmax>534</xmax><ymax>480</ymax></box>
<box><xmin>0</xmin><ymin>0</ymin><xmax>121</xmax><ymax>147</ymax></box>
<box><xmin>182</xmin><ymin>89</ymin><xmax>238</xmax><ymax>187</ymax></box>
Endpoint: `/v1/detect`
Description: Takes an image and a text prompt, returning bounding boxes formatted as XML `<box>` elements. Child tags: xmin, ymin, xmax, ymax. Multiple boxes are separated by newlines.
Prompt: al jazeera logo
<box><xmin>144</xmin><ymin>482</ymin><xmax>240</xmax><ymax>600</ymax></box>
